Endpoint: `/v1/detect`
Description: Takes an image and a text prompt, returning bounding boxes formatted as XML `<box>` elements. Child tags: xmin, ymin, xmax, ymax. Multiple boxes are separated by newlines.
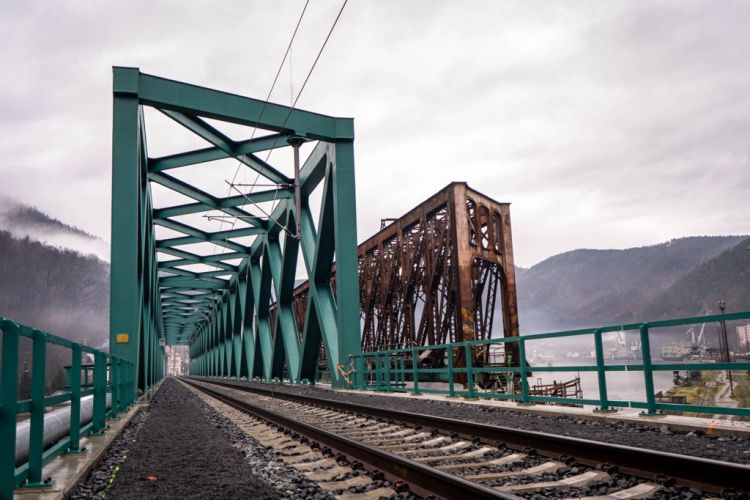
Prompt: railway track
<box><xmin>181</xmin><ymin>377</ymin><xmax>750</xmax><ymax>499</ymax></box>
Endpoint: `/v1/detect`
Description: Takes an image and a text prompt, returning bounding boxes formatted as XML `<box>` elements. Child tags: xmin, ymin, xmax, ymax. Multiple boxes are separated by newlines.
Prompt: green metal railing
<box><xmin>0</xmin><ymin>318</ymin><xmax>136</xmax><ymax>500</ymax></box>
<box><xmin>349</xmin><ymin>310</ymin><xmax>750</xmax><ymax>418</ymax></box>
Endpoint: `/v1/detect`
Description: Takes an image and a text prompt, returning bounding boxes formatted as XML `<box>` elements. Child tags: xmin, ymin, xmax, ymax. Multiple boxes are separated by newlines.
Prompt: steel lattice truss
<box><xmin>110</xmin><ymin>68</ymin><xmax>361</xmax><ymax>392</ymax></box>
<box><xmin>288</xmin><ymin>183</ymin><xmax>520</xmax><ymax>367</ymax></box>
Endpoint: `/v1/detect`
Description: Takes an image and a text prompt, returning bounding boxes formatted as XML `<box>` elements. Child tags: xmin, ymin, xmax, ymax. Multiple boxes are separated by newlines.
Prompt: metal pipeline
<box><xmin>14</xmin><ymin>394</ymin><xmax>112</xmax><ymax>466</ymax></box>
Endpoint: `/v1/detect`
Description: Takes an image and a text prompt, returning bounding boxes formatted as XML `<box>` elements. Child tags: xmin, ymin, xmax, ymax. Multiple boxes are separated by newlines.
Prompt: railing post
<box><xmin>26</xmin><ymin>328</ymin><xmax>51</xmax><ymax>487</ymax></box>
<box><xmin>447</xmin><ymin>347</ymin><xmax>455</xmax><ymax>397</ymax></box>
<box><xmin>374</xmin><ymin>354</ymin><xmax>382</xmax><ymax>391</ymax></box>
<box><xmin>464</xmin><ymin>344</ymin><xmax>476</xmax><ymax>398</ymax></box>
<box><xmin>1</xmin><ymin>321</ymin><xmax>20</xmax><ymax>499</ymax></box>
<box><xmin>109</xmin><ymin>356</ymin><xmax>120</xmax><ymax>419</ymax></box>
<box><xmin>92</xmin><ymin>351</ymin><xmax>107</xmax><ymax>434</ymax></box>
<box><xmin>593</xmin><ymin>328</ymin><xmax>614</xmax><ymax>412</ymax></box>
<box><xmin>127</xmin><ymin>360</ymin><xmax>135</xmax><ymax>406</ymax></box>
<box><xmin>411</xmin><ymin>348</ymin><xmax>421</xmax><ymax>395</ymax></box>
<box><xmin>66</xmin><ymin>343</ymin><xmax>84</xmax><ymax>454</ymax></box>
<box><xmin>384</xmin><ymin>352</ymin><xmax>391</xmax><ymax>392</ymax></box>
<box><xmin>639</xmin><ymin>324</ymin><xmax>658</xmax><ymax>415</ymax></box>
<box><xmin>518</xmin><ymin>338</ymin><xmax>531</xmax><ymax>405</ymax></box>
<box><xmin>354</xmin><ymin>355</ymin><xmax>364</xmax><ymax>390</ymax></box>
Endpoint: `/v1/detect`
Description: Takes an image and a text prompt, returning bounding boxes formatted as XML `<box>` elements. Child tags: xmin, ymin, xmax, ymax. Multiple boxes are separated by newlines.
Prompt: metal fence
<box><xmin>349</xmin><ymin>310</ymin><xmax>750</xmax><ymax>418</ymax></box>
<box><xmin>0</xmin><ymin>318</ymin><xmax>135</xmax><ymax>499</ymax></box>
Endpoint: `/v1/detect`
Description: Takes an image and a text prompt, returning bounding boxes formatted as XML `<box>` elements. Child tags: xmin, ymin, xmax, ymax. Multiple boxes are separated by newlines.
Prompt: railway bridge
<box><xmin>1</xmin><ymin>71</ymin><xmax>750</xmax><ymax>499</ymax></box>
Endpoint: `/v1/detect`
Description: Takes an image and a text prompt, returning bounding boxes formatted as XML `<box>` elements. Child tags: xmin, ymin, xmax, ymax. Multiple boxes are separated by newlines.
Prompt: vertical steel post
<box><xmin>288</xmin><ymin>136</ymin><xmax>304</xmax><ymax>238</ymax></box>
<box><xmin>464</xmin><ymin>344</ymin><xmax>476</xmax><ymax>398</ymax></box>
<box><xmin>110</xmin><ymin>67</ymin><xmax>142</xmax><ymax>399</ymax></box>
<box><xmin>519</xmin><ymin>338</ymin><xmax>530</xmax><ymax>405</ymax></box>
<box><xmin>110</xmin><ymin>357</ymin><xmax>119</xmax><ymax>419</ymax></box>
<box><xmin>354</xmin><ymin>355</ymin><xmax>364</xmax><ymax>390</ymax></box>
<box><xmin>411</xmin><ymin>348</ymin><xmax>421</xmax><ymax>395</ymax></box>
<box><xmin>332</xmin><ymin>141</ymin><xmax>363</xmax><ymax>386</ymax></box>
<box><xmin>92</xmin><ymin>351</ymin><xmax>106</xmax><ymax>434</ymax></box>
<box><xmin>639</xmin><ymin>324</ymin><xmax>657</xmax><ymax>415</ymax></box>
<box><xmin>27</xmin><ymin>329</ymin><xmax>49</xmax><ymax>486</ymax></box>
<box><xmin>447</xmin><ymin>347</ymin><xmax>455</xmax><ymax>397</ymax></box>
<box><xmin>385</xmin><ymin>351</ymin><xmax>391</xmax><ymax>392</ymax></box>
<box><xmin>375</xmin><ymin>353</ymin><xmax>383</xmax><ymax>391</ymax></box>
<box><xmin>0</xmin><ymin>321</ymin><xmax>20</xmax><ymax>498</ymax></box>
<box><xmin>593</xmin><ymin>328</ymin><xmax>613</xmax><ymax>412</ymax></box>
<box><xmin>67</xmin><ymin>344</ymin><xmax>83</xmax><ymax>453</ymax></box>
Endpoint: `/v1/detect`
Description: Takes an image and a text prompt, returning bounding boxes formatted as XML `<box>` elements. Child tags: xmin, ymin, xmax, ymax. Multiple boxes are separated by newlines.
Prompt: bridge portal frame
<box><xmin>110</xmin><ymin>68</ymin><xmax>361</xmax><ymax>393</ymax></box>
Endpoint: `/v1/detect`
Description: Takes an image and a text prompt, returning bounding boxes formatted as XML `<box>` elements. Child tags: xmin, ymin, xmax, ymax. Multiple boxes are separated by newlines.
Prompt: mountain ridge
<box><xmin>516</xmin><ymin>235</ymin><xmax>750</xmax><ymax>332</ymax></box>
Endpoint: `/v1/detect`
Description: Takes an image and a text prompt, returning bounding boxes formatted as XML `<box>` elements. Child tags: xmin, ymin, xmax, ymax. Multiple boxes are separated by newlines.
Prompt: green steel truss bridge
<box><xmin>110</xmin><ymin>67</ymin><xmax>361</xmax><ymax>394</ymax></box>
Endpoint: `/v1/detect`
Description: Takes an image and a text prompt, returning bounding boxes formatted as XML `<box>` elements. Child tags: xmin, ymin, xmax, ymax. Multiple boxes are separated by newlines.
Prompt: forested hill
<box><xmin>0</xmin><ymin>197</ymin><xmax>109</xmax><ymax>261</ymax></box>
<box><xmin>0</xmin><ymin>229</ymin><xmax>109</xmax><ymax>348</ymax></box>
<box><xmin>516</xmin><ymin>235</ymin><xmax>750</xmax><ymax>332</ymax></box>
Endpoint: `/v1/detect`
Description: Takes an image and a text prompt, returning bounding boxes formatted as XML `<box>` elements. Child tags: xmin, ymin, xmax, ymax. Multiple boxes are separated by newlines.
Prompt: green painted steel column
<box><xmin>518</xmin><ymin>338</ymin><xmax>531</xmax><ymax>405</ymax></box>
<box><xmin>27</xmin><ymin>329</ymin><xmax>49</xmax><ymax>486</ymax></box>
<box><xmin>110</xmin><ymin>67</ymin><xmax>142</xmax><ymax>399</ymax></box>
<box><xmin>464</xmin><ymin>344</ymin><xmax>476</xmax><ymax>399</ymax></box>
<box><xmin>353</xmin><ymin>355</ymin><xmax>365</xmax><ymax>389</ymax></box>
<box><xmin>411</xmin><ymin>348</ymin><xmax>421</xmax><ymax>395</ymax></box>
<box><xmin>383</xmin><ymin>351</ymin><xmax>392</xmax><ymax>392</ymax></box>
<box><xmin>110</xmin><ymin>357</ymin><xmax>120</xmax><ymax>418</ymax></box>
<box><xmin>66</xmin><ymin>344</ymin><xmax>83</xmax><ymax>453</ymax></box>
<box><xmin>92</xmin><ymin>351</ymin><xmax>107</xmax><ymax>434</ymax></box>
<box><xmin>0</xmin><ymin>321</ymin><xmax>20</xmax><ymax>498</ymax></box>
<box><xmin>331</xmin><ymin>141</ymin><xmax>363</xmax><ymax>386</ymax></box>
<box><xmin>639</xmin><ymin>324</ymin><xmax>657</xmax><ymax>415</ymax></box>
<box><xmin>447</xmin><ymin>347</ymin><xmax>455</xmax><ymax>397</ymax></box>
<box><xmin>593</xmin><ymin>328</ymin><xmax>614</xmax><ymax>412</ymax></box>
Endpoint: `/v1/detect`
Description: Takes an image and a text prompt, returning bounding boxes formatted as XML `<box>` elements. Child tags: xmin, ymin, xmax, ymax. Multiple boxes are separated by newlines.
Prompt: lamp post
<box><xmin>718</xmin><ymin>300</ymin><xmax>734</xmax><ymax>397</ymax></box>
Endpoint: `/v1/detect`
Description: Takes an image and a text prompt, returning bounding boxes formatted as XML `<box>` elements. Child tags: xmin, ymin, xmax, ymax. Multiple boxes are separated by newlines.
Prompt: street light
<box><xmin>718</xmin><ymin>300</ymin><xmax>734</xmax><ymax>397</ymax></box>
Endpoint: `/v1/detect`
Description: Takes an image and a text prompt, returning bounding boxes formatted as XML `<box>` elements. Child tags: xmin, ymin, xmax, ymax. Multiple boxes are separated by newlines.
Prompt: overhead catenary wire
<box><xmin>198</xmin><ymin>0</ymin><xmax>349</xmax><ymax>341</ymax></box>
<box><xmin>227</xmin><ymin>0</ymin><xmax>350</xmax><ymax>233</ymax></box>
<box><xmin>209</xmin><ymin>0</ymin><xmax>311</xmax><ymax>256</ymax></box>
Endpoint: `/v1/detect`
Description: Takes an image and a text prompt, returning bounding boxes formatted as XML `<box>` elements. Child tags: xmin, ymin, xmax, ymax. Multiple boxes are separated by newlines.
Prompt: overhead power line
<box><xmin>235</xmin><ymin>0</ymin><xmax>350</xmax><ymax>225</ymax></box>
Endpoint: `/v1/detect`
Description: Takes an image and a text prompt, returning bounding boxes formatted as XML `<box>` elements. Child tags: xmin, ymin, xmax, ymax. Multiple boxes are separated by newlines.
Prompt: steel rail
<box><xmin>181</xmin><ymin>378</ymin><xmax>509</xmax><ymax>499</ymax></box>
<box><xmin>187</xmin><ymin>377</ymin><xmax>750</xmax><ymax>494</ymax></box>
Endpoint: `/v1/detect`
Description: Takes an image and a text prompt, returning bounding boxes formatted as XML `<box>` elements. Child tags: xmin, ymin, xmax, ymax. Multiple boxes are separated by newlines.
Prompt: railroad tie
<box><xmin>345</xmin><ymin>426</ymin><xmax>408</xmax><ymax>438</ymax></box>
<box><xmin>334</xmin><ymin>486</ymin><xmax>398</xmax><ymax>500</ymax></box>
<box><xmin>279</xmin><ymin>445</ymin><xmax>314</xmax><ymax>456</ymax></box>
<box><xmin>290</xmin><ymin>458</ymin><xmax>338</xmax><ymax>471</ymax></box>
<box><xmin>400</xmin><ymin>440</ymin><xmax>470</xmax><ymax>457</ymax></box>
<box><xmin>318</xmin><ymin>475</ymin><xmax>372</xmax><ymax>491</ymax></box>
<box><xmin>437</xmin><ymin>452</ymin><xmax>526</xmax><ymax>472</ymax></box>
<box><xmin>494</xmin><ymin>470</ymin><xmax>610</xmax><ymax>493</ymax></box>
<box><xmin>463</xmin><ymin>460</ymin><xmax>563</xmax><ymax>481</ymax></box>
<box><xmin>284</xmin><ymin>451</ymin><xmax>323</xmax><ymax>464</ymax></box>
<box><xmin>305</xmin><ymin>466</ymin><xmax>355</xmax><ymax>481</ymax></box>
<box><xmin>414</xmin><ymin>446</ymin><xmax>494</xmax><ymax>463</ymax></box>
<box><xmin>572</xmin><ymin>482</ymin><xmax>662</xmax><ymax>499</ymax></box>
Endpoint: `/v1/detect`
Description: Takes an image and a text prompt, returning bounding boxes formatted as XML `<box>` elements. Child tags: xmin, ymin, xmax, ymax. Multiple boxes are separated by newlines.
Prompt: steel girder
<box><xmin>110</xmin><ymin>68</ymin><xmax>361</xmax><ymax>392</ymax></box>
<box><xmin>285</xmin><ymin>182</ymin><xmax>521</xmax><ymax>368</ymax></box>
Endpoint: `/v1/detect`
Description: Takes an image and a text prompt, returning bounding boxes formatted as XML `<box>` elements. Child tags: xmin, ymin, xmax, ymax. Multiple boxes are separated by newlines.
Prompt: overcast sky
<box><xmin>1</xmin><ymin>1</ymin><xmax>748</xmax><ymax>267</ymax></box>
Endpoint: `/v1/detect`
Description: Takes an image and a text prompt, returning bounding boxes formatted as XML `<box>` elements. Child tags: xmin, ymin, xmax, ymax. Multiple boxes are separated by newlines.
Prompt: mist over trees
<box><xmin>0</xmin><ymin>228</ymin><xmax>109</xmax><ymax>395</ymax></box>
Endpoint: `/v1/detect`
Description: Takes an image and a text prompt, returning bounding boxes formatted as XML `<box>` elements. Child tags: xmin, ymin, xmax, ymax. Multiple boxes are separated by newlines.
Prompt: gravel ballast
<box><xmin>218</xmin><ymin>379</ymin><xmax>750</xmax><ymax>465</ymax></box>
<box><xmin>104</xmin><ymin>378</ymin><xmax>279</xmax><ymax>499</ymax></box>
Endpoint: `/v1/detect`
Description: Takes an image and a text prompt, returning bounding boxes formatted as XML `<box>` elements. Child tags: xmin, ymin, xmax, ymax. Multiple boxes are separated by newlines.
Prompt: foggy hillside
<box><xmin>516</xmin><ymin>236</ymin><xmax>750</xmax><ymax>332</ymax></box>
<box><xmin>0</xmin><ymin>197</ymin><xmax>109</xmax><ymax>261</ymax></box>
<box><xmin>0</xmin><ymin>229</ymin><xmax>109</xmax><ymax>347</ymax></box>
